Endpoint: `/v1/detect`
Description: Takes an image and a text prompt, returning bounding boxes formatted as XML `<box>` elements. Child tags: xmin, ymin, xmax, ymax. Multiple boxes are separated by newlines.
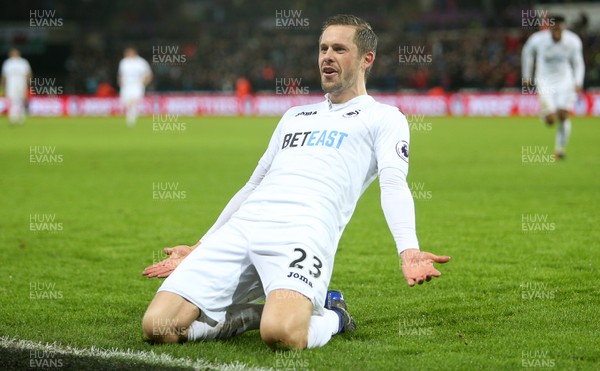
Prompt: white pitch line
<box><xmin>0</xmin><ymin>336</ymin><xmax>270</xmax><ymax>371</ymax></box>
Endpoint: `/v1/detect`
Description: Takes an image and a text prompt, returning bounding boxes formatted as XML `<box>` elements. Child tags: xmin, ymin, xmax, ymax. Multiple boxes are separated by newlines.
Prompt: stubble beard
<box><xmin>321</xmin><ymin>71</ymin><xmax>358</xmax><ymax>95</ymax></box>
<box><xmin>321</xmin><ymin>77</ymin><xmax>344</xmax><ymax>94</ymax></box>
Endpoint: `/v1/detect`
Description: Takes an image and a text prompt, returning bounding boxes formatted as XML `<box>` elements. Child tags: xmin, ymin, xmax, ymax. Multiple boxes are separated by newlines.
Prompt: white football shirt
<box><xmin>118</xmin><ymin>56</ymin><xmax>151</xmax><ymax>91</ymax></box>
<box><xmin>522</xmin><ymin>29</ymin><xmax>585</xmax><ymax>88</ymax></box>
<box><xmin>230</xmin><ymin>94</ymin><xmax>418</xmax><ymax>253</ymax></box>
<box><xmin>1</xmin><ymin>57</ymin><xmax>31</xmax><ymax>98</ymax></box>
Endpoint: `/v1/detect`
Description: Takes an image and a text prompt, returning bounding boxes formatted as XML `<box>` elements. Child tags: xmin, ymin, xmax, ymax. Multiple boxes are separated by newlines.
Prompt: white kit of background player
<box><xmin>1</xmin><ymin>48</ymin><xmax>32</xmax><ymax>124</ymax></box>
<box><xmin>521</xmin><ymin>16</ymin><xmax>585</xmax><ymax>159</ymax></box>
<box><xmin>118</xmin><ymin>47</ymin><xmax>152</xmax><ymax>127</ymax></box>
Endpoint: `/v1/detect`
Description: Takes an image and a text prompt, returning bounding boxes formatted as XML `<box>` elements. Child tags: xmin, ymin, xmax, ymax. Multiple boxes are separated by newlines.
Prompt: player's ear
<box><xmin>362</xmin><ymin>51</ymin><xmax>375</xmax><ymax>72</ymax></box>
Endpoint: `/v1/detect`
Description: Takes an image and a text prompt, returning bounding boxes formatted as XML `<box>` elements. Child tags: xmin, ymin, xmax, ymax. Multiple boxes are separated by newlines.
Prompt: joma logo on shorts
<box><xmin>287</xmin><ymin>271</ymin><xmax>313</xmax><ymax>288</ymax></box>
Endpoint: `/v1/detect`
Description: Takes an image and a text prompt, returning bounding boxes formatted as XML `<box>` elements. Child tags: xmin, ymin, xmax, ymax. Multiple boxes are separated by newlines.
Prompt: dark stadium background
<box><xmin>1</xmin><ymin>0</ymin><xmax>599</xmax><ymax>96</ymax></box>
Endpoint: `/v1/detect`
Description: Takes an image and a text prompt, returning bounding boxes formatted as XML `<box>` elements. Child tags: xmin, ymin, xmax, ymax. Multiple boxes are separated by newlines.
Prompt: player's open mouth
<box><xmin>322</xmin><ymin>66</ymin><xmax>338</xmax><ymax>78</ymax></box>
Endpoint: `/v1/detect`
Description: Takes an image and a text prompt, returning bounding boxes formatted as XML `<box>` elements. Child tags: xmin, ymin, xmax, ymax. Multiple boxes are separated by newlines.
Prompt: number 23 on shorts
<box><xmin>289</xmin><ymin>247</ymin><xmax>323</xmax><ymax>278</ymax></box>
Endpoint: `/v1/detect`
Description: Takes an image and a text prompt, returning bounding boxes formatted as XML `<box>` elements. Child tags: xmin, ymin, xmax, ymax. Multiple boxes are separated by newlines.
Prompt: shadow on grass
<box><xmin>0</xmin><ymin>346</ymin><xmax>192</xmax><ymax>371</ymax></box>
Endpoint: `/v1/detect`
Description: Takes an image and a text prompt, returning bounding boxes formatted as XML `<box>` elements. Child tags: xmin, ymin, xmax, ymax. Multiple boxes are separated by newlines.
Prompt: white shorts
<box><xmin>537</xmin><ymin>82</ymin><xmax>577</xmax><ymax>117</ymax></box>
<box><xmin>120</xmin><ymin>85</ymin><xmax>144</xmax><ymax>104</ymax></box>
<box><xmin>158</xmin><ymin>217</ymin><xmax>334</xmax><ymax>322</ymax></box>
<box><xmin>6</xmin><ymin>87</ymin><xmax>27</xmax><ymax>101</ymax></box>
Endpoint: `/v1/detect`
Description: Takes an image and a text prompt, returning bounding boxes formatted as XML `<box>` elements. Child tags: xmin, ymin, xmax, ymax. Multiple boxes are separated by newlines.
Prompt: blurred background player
<box><xmin>1</xmin><ymin>48</ymin><xmax>32</xmax><ymax>125</ymax></box>
<box><xmin>118</xmin><ymin>47</ymin><xmax>152</xmax><ymax>127</ymax></box>
<box><xmin>521</xmin><ymin>15</ymin><xmax>585</xmax><ymax>160</ymax></box>
<box><xmin>235</xmin><ymin>76</ymin><xmax>252</xmax><ymax>115</ymax></box>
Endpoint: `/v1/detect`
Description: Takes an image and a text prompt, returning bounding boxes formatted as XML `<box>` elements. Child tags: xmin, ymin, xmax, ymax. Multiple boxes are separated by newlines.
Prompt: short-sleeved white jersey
<box><xmin>118</xmin><ymin>56</ymin><xmax>151</xmax><ymax>91</ymax></box>
<box><xmin>233</xmin><ymin>95</ymin><xmax>412</xmax><ymax>247</ymax></box>
<box><xmin>1</xmin><ymin>57</ymin><xmax>31</xmax><ymax>98</ymax></box>
<box><xmin>522</xmin><ymin>29</ymin><xmax>585</xmax><ymax>88</ymax></box>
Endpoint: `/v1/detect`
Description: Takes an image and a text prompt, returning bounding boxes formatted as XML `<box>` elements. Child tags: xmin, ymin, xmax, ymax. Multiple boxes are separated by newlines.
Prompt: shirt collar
<box><xmin>325</xmin><ymin>94</ymin><xmax>374</xmax><ymax>111</ymax></box>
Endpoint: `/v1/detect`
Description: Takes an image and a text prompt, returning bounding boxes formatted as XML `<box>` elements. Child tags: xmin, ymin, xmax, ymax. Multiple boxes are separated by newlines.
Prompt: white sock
<box><xmin>9</xmin><ymin>101</ymin><xmax>23</xmax><ymax>124</ymax></box>
<box><xmin>188</xmin><ymin>320</ymin><xmax>220</xmax><ymax>341</ymax></box>
<box><xmin>306</xmin><ymin>309</ymin><xmax>340</xmax><ymax>349</ymax></box>
<box><xmin>188</xmin><ymin>304</ymin><xmax>263</xmax><ymax>341</ymax></box>
<box><xmin>126</xmin><ymin>105</ymin><xmax>138</xmax><ymax>126</ymax></box>
<box><xmin>555</xmin><ymin>119</ymin><xmax>571</xmax><ymax>153</ymax></box>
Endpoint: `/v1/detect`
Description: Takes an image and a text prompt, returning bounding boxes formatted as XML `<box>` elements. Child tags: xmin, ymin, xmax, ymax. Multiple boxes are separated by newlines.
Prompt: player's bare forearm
<box><xmin>400</xmin><ymin>248</ymin><xmax>451</xmax><ymax>287</ymax></box>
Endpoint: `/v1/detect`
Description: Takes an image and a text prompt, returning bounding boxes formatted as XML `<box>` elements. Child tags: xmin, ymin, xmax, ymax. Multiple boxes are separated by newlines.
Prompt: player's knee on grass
<box><xmin>260</xmin><ymin>313</ymin><xmax>309</xmax><ymax>350</ymax></box>
<box><xmin>142</xmin><ymin>311</ymin><xmax>187</xmax><ymax>344</ymax></box>
<box><xmin>545</xmin><ymin>113</ymin><xmax>556</xmax><ymax>125</ymax></box>
<box><xmin>260</xmin><ymin>289</ymin><xmax>312</xmax><ymax>350</ymax></box>
<box><xmin>142</xmin><ymin>293</ymin><xmax>199</xmax><ymax>344</ymax></box>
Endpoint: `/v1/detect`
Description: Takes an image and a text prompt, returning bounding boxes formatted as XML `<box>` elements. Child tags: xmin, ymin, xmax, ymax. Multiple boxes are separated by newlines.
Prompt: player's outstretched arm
<box><xmin>400</xmin><ymin>248</ymin><xmax>450</xmax><ymax>287</ymax></box>
<box><xmin>142</xmin><ymin>243</ymin><xmax>198</xmax><ymax>278</ymax></box>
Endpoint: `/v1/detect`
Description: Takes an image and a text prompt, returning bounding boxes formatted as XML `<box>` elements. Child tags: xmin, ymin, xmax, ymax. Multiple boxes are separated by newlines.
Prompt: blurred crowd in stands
<box><xmin>2</xmin><ymin>0</ymin><xmax>599</xmax><ymax>94</ymax></box>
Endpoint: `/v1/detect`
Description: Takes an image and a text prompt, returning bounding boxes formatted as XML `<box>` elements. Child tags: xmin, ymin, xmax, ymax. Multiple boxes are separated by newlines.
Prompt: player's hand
<box><xmin>142</xmin><ymin>245</ymin><xmax>194</xmax><ymax>278</ymax></box>
<box><xmin>400</xmin><ymin>249</ymin><xmax>450</xmax><ymax>287</ymax></box>
<box><xmin>575</xmin><ymin>85</ymin><xmax>583</xmax><ymax>94</ymax></box>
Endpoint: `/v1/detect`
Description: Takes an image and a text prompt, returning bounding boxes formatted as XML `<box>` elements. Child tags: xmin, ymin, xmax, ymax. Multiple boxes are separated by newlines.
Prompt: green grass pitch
<box><xmin>0</xmin><ymin>114</ymin><xmax>599</xmax><ymax>370</ymax></box>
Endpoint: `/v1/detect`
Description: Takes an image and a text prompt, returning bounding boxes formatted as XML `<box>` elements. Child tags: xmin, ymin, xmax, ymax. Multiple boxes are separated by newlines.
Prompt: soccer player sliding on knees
<box><xmin>142</xmin><ymin>14</ymin><xmax>450</xmax><ymax>350</ymax></box>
